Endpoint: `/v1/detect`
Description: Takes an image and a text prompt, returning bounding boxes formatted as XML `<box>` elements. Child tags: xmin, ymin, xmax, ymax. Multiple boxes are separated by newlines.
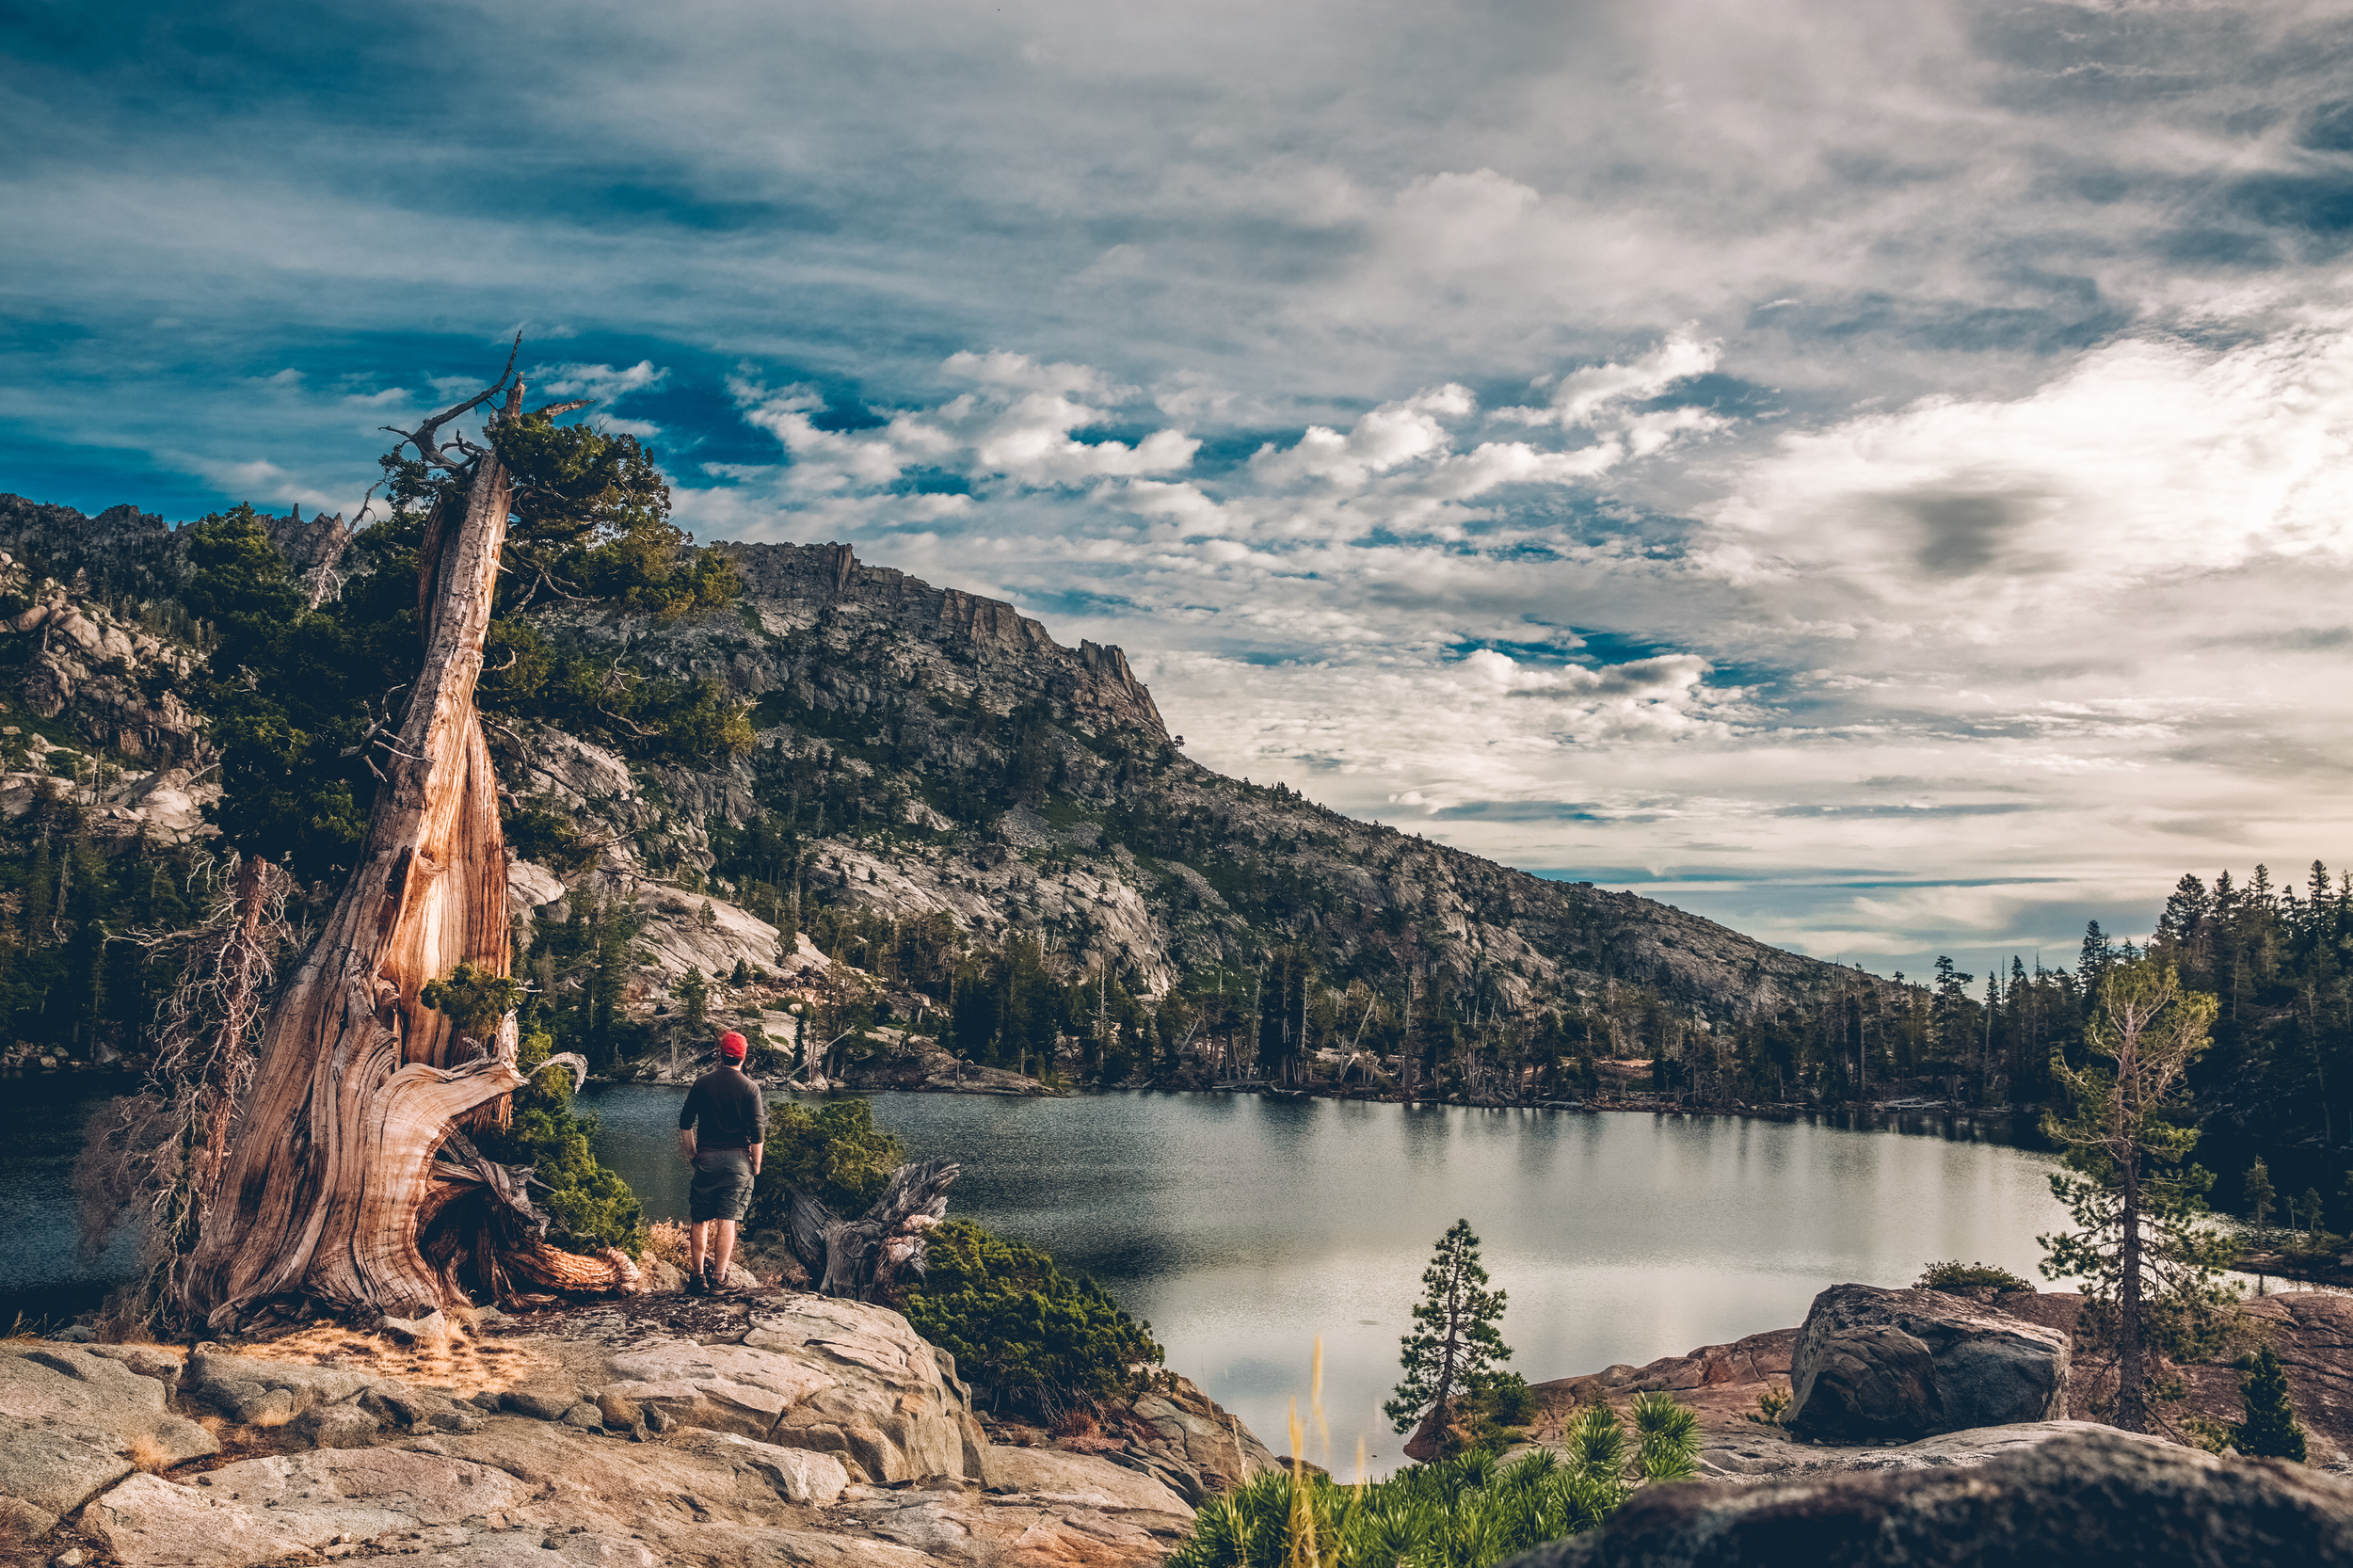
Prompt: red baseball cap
<box><xmin>718</xmin><ymin>1032</ymin><xmax>748</xmax><ymax>1060</ymax></box>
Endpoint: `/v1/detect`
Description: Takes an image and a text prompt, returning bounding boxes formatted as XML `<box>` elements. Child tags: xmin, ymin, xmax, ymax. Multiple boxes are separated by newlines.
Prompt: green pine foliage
<box><xmin>472</xmin><ymin>1024</ymin><xmax>647</xmax><ymax>1254</ymax></box>
<box><xmin>1627</xmin><ymin>1391</ymin><xmax>1700</xmax><ymax>1481</ymax></box>
<box><xmin>1172</xmin><ymin>1409</ymin><xmax>1701</xmax><ymax>1568</ymax></box>
<box><xmin>903</xmin><ymin>1218</ymin><xmax>1165</xmax><ymax>1419</ymax></box>
<box><xmin>2243</xmin><ymin>1159</ymin><xmax>2275</xmax><ymax>1240</ymax></box>
<box><xmin>0</xmin><ymin>822</ymin><xmax>199</xmax><ymax>1064</ymax></box>
<box><xmin>419</xmin><ymin>962</ymin><xmax>526</xmax><ymax>1041</ymax></box>
<box><xmin>182</xmin><ymin>504</ymin><xmax>387</xmax><ymax>881</ymax></box>
<box><xmin>2039</xmin><ymin>960</ymin><xmax>2241</xmax><ymax>1429</ymax></box>
<box><xmin>1385</xmin><ymin>1220</ymin><xmax>1513</xmax><ymax>1457</ymax></box>
<box><xmin>523</xmin><ymin>892</ymin><xmax>649</xmax><ymax>1076</ymax></box>
<box><xmin>2232</xmin><ymin>1344</ymin><xmax>2307</xmax><ymax>1462</ymax></box>
<box><xmin>747</xmin><ymin>1096</ymin><xmax>905</xmax><ymax>1224</ymax></box>
<box><xmin>414</xmin><ymin>956</ymin><xmax>645</xmax><ymax>1254</ymax></box>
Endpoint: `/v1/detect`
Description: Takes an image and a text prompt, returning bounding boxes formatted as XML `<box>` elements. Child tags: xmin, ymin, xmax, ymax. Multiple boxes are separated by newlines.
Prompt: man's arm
<box><xmin>679</xmin><ymin>1127</ymin><xmax>698</xmax><ymax>1163</ymax></box>
<box><xmin>679</xmin><ymin>1083</ymin><xmax>701</xmax><ymax>1163</ymax></box>
<box><xmin>747</xmin><ymin>1139</ymin><xmax>762</xmax><ymax>1177</ymax></box>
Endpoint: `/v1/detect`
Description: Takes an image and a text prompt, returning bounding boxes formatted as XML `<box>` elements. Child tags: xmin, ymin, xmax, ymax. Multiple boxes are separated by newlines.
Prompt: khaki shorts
<box><xmin>689</xmin><ymin>1148</ymin><xmax>755</xmax><ymax>1223</ymax></box>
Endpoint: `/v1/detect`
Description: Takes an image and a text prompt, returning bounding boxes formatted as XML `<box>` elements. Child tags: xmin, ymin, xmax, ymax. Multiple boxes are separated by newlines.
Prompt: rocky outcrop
<box><xmin>837</xmin><ymin>1035</ymin><xmax>1053</xmax><ymax>1096</ymax></box>
<box><xmin>1100</xmin><ymin>1373</ymin><xmax>1282</xmax><ymax>1503</ymax></box>
<box><xmin>1500</xmin><ymin>1429</ymin><xmax>2353</xmax><ymax>1568</ymax></box>
<box><xmin>9</xmin><ymin>1288</ymin><xmax>1268</xmax><ymax>1568</ymax></box>
<box><xmin>712</xmin><ymin>541</ymin><xmax>1169</xmax><ymax>743</ymax></box>
<box><xmin>1785</xmin><ymin>1284</ymin><xmax>2069</xmax><ymax>1442</ymax></box>
<box><xmin>0</xmin><ymin>1344</ymin><xmax>216</xmax><ymax>1526</ymax></box>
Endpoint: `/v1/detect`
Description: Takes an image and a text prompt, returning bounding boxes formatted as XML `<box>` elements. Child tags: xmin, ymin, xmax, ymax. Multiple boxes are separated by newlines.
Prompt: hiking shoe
<box><xmin>684</xmin><ymin>1267</ymin><xmax>708</xmax><ymax>1297</ymax></box>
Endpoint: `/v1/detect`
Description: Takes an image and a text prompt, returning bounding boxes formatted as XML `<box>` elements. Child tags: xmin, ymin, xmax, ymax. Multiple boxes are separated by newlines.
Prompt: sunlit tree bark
<box><xmin>182</xmin><ymin>368</ymin><xmax>627</xmax><ymax>1328</ymax></box>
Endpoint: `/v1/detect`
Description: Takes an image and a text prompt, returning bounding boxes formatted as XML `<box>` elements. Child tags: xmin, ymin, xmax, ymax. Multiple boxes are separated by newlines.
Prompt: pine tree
<box><xmin>1385</xmin><ymin>1219</ymin><xmax>1511</xmax><ymax>1461</ymax></box>
<box><xmin>2245</xmin><ymin>1159</ymin><xmax>2275</xmax><ymax>1242</ymax></box>
<box><xmin>2079</xmin><ymin>921</ymin><xmax>2115</xmax><ymax>993</ymax></box>
<box><xmin>677</xmin><ymin>968</ymin><xmax>711</xmax><ymax>1033</ymax></box>
<box><xmin>2233</xmin><ymin>1345</ymin><xmax>2307</xmax><ymax>1462</ymax></box>
<box><xmin>2040</xmin><ymin>959</ymin><xmax>2240</xmax><ymax>1432</ymax></box>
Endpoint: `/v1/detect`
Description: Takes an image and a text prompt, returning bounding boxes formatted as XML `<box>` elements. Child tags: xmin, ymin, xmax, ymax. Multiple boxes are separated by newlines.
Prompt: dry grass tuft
<box><xmin>212</xmin><ymin>1320</ymin><xmax>559</xmax><ymax>1397</ymax></box>
<box><xmin>645</xmin><ymin>1219</ymin><xmax>694</xmax><ymax>1271</ymax></box>
<box><xmin>250</xmin><ymin>1406</ymin><xmax>297</xmax><ymax>1430</ymax></box>
<box><xmin>125</xmin><ymin>1433</ymin><xmax>177</xmax><ymax>1471</ymax></box>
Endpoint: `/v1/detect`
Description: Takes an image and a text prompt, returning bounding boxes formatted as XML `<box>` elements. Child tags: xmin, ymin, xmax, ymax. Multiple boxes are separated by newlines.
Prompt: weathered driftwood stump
<box><xmin>787</xmin><ymin>1160</ymin><xmax>960</xmax><ymax>1301</ymax></box>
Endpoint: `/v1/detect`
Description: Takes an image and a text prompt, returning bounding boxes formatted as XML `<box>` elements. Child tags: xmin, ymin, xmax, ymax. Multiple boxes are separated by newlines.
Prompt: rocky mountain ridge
<box><xmin>0</xmin><ymin>493</ymin><xmax>1886</xmax><ymax>1079</ymax></box>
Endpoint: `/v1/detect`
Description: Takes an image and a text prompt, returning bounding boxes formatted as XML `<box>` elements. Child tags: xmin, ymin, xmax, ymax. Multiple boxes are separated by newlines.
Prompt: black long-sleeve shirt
<box><xmin>679</xmin><ymin>1065</ymin><xmax>764</xmax><ymax>1150</ymax></box>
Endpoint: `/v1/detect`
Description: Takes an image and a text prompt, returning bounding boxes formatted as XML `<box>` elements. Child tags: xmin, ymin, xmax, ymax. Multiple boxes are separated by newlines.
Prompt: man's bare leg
<box><xmin>689</xmin><ymin>1220</ymin><xmax>711</xmax><ymax>1280</ymax></box>
<box><xmin>712</xmin><ymin>1220</ymin><xmax>739</xmax><ymax>1285</ymax></box>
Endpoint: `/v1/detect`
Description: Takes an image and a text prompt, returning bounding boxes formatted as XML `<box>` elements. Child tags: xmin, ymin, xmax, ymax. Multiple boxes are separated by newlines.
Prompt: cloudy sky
<box><xmin>8</xmin><ymin>0</ymin><xmax>2353</xmax><ymax>979</ymax></box>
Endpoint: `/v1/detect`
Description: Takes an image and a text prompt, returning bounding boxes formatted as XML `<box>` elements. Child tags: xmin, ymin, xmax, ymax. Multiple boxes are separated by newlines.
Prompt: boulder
<box><xmin>979</xmin><ymin>1445</ymin><xmax>1192</xmax><ymax>1515</ymax></box>
<box><xmin>1785</xmin><ymin>1284</ymin><xmax>2068</xmax><ymax>1442</ymax></box>
<box><xmin>1110</xmin><ymin>1371</ymin><xmax>1280</xmax><ymax>1502</ymax></box>
<box><xmin>291</xmin><ymin>1401</ymin><xmax>383</xmax><ymax>1449</ymax></box>
<box><xmin>77</xmin><ymin>1343</ymin><xmax>184</xmax><ymax>1388</ymax></box>
<box><xmin>1499</xmin><ymin>1429</ymin><xmax>2353</xmax><ymax>1568</ymax></box>
<box><xmin>0</xmin><ymin>1346</ymin><xmax>216</xmax><ymax>1514</ymax></box>
<box><xmin>668</xmin><ymin>1429</ymin><xmax>856</xmax><ymax>1504</ymax></box>
<box><xmin>360</xmin><ymin>1382</ymin><xmax>486</xmax><ymax>1433</ymax></box>
<box><xmin>501</xmin><ymin>1386</ymin><xmax>579</xmax><ymax>1422</ymax></box>
<box><xmin>380</xmin><ymin>1308</ymin><xmax>450</xmax><ymax>1348</ymax></box>
<box><xmin>0</xmin><ymin>1494</ymin><xmax>58</xmax><ymax>1540</ymax></box>
<box><xmin>600</xmin><ymin>1296</ymin><xmax>983</xmax><ymax>1483</ymax></box>
<box><xmin>184</xmin><ymin>1349</ymin><xmax>376</xmax><ymax>1417</ymax></box>
<box><xmin>599</xmin><ymin>1338</ymin><xmax>836</xmax><ymax>1441</ymax></box>
<box><xmin>743</xmin><ymin>1296</ymin><xmax>986</xmax><ymax>1481</ymax></box>
<box><xmin>88</xmin><ymin>1448</ymin><xmax>538</xmax><ymax>1568</ymax></box>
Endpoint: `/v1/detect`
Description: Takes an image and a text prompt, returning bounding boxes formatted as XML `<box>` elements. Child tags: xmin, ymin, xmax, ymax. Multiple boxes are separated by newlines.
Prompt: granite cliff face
<box><xmin>513</xmin><ymin>536</ymin><xmax>1865</xmax><ymax>1024</ymax></box>
<box><xmin>0</xmin><ymin>496</ymin><xmax>1876</xmax><ymax>1052</ymax></box>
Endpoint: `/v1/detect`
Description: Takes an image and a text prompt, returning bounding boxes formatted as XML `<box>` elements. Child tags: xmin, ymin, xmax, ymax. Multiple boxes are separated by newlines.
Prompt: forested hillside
<box><xmin>0</xmin><ymin>486</ymin><xmax>1875</xmax><ymax>1087</ymax></box>
<box><xmin>4</xmin><ymin>478</ymin><xmax>2342</xmax><ymax>1229</ymax></box>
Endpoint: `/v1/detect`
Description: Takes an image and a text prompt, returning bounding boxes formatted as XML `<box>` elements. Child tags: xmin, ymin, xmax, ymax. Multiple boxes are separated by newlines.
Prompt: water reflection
<box><xmin>0</xmin><ymin>1076</ymin><xmax>143</xmax><ymax>1326</ymax></box>
<box><xmin>583</xmin><ymin>1087</ymin><xmax>2067</xmax><ymax>1475</ymax></box>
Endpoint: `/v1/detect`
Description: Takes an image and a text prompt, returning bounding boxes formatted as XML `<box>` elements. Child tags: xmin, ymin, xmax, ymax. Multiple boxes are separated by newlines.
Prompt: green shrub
<box><xmin>744</xmin><ymin>1096</ymin><xmax>905</xmax><ymax>1234</ymax></box>
<box><xmin>1478</xmin><ymin>1371</ymin><xmax>1537</xmax><ymax>1429</ymax></box>
<box><xmin>1628</xmin><ymin>1391</ymin><xmax>1699</xmax><ymax>1482</ymax></box>
<box><xmin>420</xmin><ymin>962</ymin><xmax>527</xmax><ymax>1041</ymax></box>
<box><xmin>504</xmin><ymin>795</ymin><xmax>600</xmax><ymax>875</ymax></box>
<box><xmin>1743</xmin><ymin>1381</ymin><xmax>1792</xmax><ymax>1426</ymax></box>
<box><xmin>474</xmin><ymin>1026</ymin><xmax>646</xmax><ymax>1254</ymax></box>
<box><xmin>2233</xmin><ymin>1344</ymin><xmax>2307</xmax><ymax>1462</ymax></box>
<box><xmin>904</xmin><ymin>1218</ymin><xmax>1164</xmax><ymax>1419</ymax></box>
<box><xmin>1170</xmin><ymin>1399</ymin><xmax>1702</xmax><ymax>1568</ymax></box>
<box><xmin>1916</xmin><ymin>1260</ymin><xmax>2035</xmax><ymax>1294</ymax></box>
<box><xmin>1173</xmin><ymin>1445</ymin><xmax>1644</xmax><ymax>1568</ymax></box>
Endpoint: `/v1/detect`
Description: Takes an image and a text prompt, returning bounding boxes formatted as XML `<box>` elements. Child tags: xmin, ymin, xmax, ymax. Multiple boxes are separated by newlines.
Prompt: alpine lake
<box><xmin>2</xmin><ymin>1080</ymin><xmax>2070</xmax><ymax>1474</ymax></box>
<box><xmin>581</xmin><ymin>1085</ymin><xmax>2071</xmax><ymax>1475</ymax></box>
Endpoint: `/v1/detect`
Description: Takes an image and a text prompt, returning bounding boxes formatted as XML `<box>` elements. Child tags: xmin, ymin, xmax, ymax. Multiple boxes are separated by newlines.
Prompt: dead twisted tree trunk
<box><xmin>182</xmin><ymin>365</ymin><xmax>631</xmax><ymax>1329</ymax></box>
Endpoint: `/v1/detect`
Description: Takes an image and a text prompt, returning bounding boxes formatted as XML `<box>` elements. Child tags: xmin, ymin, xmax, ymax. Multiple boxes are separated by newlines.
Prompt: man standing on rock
<box><xmin>678</xmin><ymin>1030</ymin><xmax>764</xmax><ymax>1294</ymax></box>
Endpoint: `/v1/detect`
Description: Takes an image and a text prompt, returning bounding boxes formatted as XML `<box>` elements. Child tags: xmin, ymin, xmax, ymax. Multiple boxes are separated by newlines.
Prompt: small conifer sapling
<box><xmin>2233</xmin><ymin>1344</ymin><xmax>2307</xmax><ymax>1462</ymax></box>
<box><xmin>2244</xmin><ymin>1159</ymin><xmax>2274</xmax><ymax>1243</ymax></box>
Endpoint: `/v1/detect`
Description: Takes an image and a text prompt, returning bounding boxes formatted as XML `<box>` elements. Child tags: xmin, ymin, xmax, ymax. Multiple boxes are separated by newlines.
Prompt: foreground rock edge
<box><xmin>1500</xmin><ymin>1429</ymin><xmax>2353</xmax><ymax>1568</ymax></box>
<box><xmin>3</xmin><ymin>1292</ymin><xmax>1270</xmax><ymax>1568</ymax></box>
